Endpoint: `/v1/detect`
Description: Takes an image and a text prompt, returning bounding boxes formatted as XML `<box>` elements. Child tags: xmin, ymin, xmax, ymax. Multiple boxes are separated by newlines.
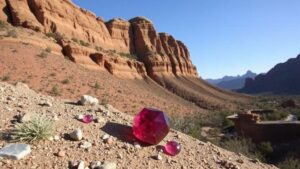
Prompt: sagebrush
<box><xmin>11</xmin><ymin>115</ymin><xmax>54</xmax><ymax>142</ymax></box>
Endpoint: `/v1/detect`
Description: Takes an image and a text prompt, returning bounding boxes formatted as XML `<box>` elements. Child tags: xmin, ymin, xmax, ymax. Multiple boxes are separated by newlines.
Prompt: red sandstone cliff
<box><xmin>1</xmin><ymin>0</ymin><xmax>198</xmax><ymax>78</ymax></box>
<box><xmin>0</xmin><ymin>0</ymin><xmax>249</xmax><ymax>109</ymax></box>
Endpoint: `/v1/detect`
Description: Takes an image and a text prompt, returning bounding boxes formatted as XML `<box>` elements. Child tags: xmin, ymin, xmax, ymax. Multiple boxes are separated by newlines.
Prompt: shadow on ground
<box><xmin>101</xmin><ymin>122</ymin><xmax>135</xmax><ymax>143</ymax></box>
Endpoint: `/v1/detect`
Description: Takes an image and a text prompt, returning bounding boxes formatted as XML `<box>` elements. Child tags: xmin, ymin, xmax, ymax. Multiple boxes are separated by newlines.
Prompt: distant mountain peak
<box><xmin>238</xmin><ymin>54</ymin><xmax>300</xmax><ymax>94</ymax></box>
<box><xmin>205</xmin><ymin>70</ymin><xmax>257</xmax><ymax>90</ymax></box>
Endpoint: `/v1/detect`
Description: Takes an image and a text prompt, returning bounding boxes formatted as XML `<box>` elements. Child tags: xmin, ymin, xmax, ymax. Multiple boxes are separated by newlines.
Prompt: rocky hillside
<box><xmin>0</xmin><ymin>82</ymin><xmax>277</xmax><ymax>169</ymax></box>
<box><xmin>0</xmin><ymin>0</ymin><xmax>250</xmax><ymax>110</ymax></box>
<box><xmin>239</xmin><ymin>55</ymin><xmax>300</xmax><ymax>94</ymax></box>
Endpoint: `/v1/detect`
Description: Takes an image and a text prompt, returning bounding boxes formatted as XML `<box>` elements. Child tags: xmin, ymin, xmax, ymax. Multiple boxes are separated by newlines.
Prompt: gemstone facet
<box><xmin>82</xmin><ymin>115</ymin><xmax>93</xmax><ymax>123</ymax></box>
<box><xmin>133</xmin><ymin>108</ymin><xmax>170</xmax><ymax>145</ymax></box>
<box><xmin>163</xmin><ymin>140</ymin><xmax>181</xmax><ymax>156</ymax></box>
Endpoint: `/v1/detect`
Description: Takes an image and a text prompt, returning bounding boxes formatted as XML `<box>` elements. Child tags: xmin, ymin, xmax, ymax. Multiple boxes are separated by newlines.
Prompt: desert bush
<box><xmin>108</xmin><ymin>49</ymin><xmax>117</xmax><ymax>55</ymax></box>
<box><xmin>51</xmin><ymin>85</ymin><xmax>60</xmax><ymax>96</ymax></box>
<box><xmin>94</xmin><ymin>82</ymin><xmax>101</xmax><ymax>89</ymax></box>
<box><xmin>171</xmin><ymin>115</ymin><xmax>202</xmax><ymax>139</ymax></box>
<box><xmin>277</xmin><ymin>157</ymin><xmax>300</xmax><ymax>169</ymax></box>
<box><xmin>220</xmin><ymin>138</ymin><xmax>263</xmax><ymax>160</ymax></box>
<box><xmin>2</xmin><ymin>74</ymin><xmax>10</xmax><ymax>81</ymax></box>
<box><xmin>0</xmin><ymin>20</ymin><xmax>6</xmax><ymax>29</ymax></box>
<box><xmin>6</xmin><ymin>30</ymin><xmax>18</xmax><ymax>38</ymax></box>
<box><xmin>38</xmin><ymin>51</ymin><xmax>48</xmax><ymax>58</ymax></box>
<box><xmin>95</xmin><ymin>46</ymin><xmax>103</xmax><ymax>52</ymax></box>
<box><xmin>46</xmin><ymin>32</ymin><xmax>63</xmax><ymax>42</ymax></box>
<box><xmin>171</xmin><ymin>110</ymin><xmax>234</xmax><ymax>140</ymax></box>
<box><xmin>257</xmin><ymin>142</ymin><xmax>273</xmax><ymax>156</ymax></box>
<box><xmin>45</xmin><ymin>47</ymin><xmax>52</xmax><ymax>53</ymax></box>
<box><xmin>11</xmin><ymin>115</ymin><xmax>54</xmax><ymax>142</ymax></box>
<box><xmin>79</xmin><ymin>40</ymin><xmax>90</xmax><ymax>47</ymax></box>
<box><xmin>71</xmin><ymin>38</ymin><xmax>79</xmax><ymax>43</ymax></box>
<box><xmin>62</xmin><ymin>79</ymin><xmax>70</xmax><ymax>84</ymax></box>
<box><xmin>260</xmin><ymin>110</ymin><xmax>289</xmax><ymax>121</ymax></box>
<box><xmin>119</xmin><ymin>52</ymin><xmax>138</xmax><ymax>60</ymax></box>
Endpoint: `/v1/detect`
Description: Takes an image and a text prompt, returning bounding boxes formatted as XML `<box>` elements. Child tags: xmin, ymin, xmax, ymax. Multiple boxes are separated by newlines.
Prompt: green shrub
<box><xmin>119</xmin><ymin>52</ymin><xmax>138</xmax><ymax>60</ymax></box>
<box><xmin>79</xmin><ymin>40</ymin><xmax>90</xmax><ymax>47</ymax></box>
<box><xmin>220</xmin><ymin>138</ymin><xmax>263</xmax><ymax>160</ymax></box>
<box><xmin>62</xmin><ymin>79</ymin><xmax>70</xmax><ymax>84</ymax></box>
<box><xmin>6</xmin><ymin>30</ymin><xmax>18</xmax><ymax>38</ymax></box>
<box><xmin>2</xmin><ymin>74</ymin><xmax>10</xmax><ymax>81</ymax></box>
<box><xmin>11</xmin><ymin>115</ymin><xmax>54</xmax><ymax>142</ymax></box>
<box><xmin>38</xmin><ymin>51</ymin><xmax>48</xmax><ymax>58</ymax></box>
<box><xmin>260</xmin><ymin>110</ymin><xmax>289</xmax><ymax>121</ymax></box>
<box><xmin>0</xmin><ymin>20</ymin><xmax>6</xmax><ymax>29</ymax></box>
<box><xmin>95</xmin><ymin>46</ymin><xmax>103</xmax><ymax>52</ymax></box>
<box><xmin>94</xmin><ymin>82</ymin><xmax>100</xmax><ymax>89</ymax></box>
<box><xmin>45</xmin><ymin>47</ymin><xmax>52</xmax><ymax>53</ymax></box>
<box><xmin>51</xmin><ymin>85</ymin><xmax>60</xmax><ymax>96</ymax></box>
<box><xmin>277</xmin><ymin>157</ymin><xmax>300</xmax><ymax>169</ymax></box>
<box><xmin>46</xmin><ymin>32</ymin><xmax>63</xmax><ymax>42</ymax></box>
<box><xmin>71</xmin><ymin>38</ymin><xmax>78</xmax><ymax>43</ymax></box>
<box><xmin>257</xmin><ymin>142</ymin><xmax>273</xmax><ymax>156</ymax></box>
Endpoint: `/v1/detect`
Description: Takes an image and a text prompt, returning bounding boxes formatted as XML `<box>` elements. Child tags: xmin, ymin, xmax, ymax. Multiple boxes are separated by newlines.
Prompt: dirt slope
<box><xmin>0</xmin><ymin>82</ymin><xmax>277</xmax><ymax>169</ymax></box>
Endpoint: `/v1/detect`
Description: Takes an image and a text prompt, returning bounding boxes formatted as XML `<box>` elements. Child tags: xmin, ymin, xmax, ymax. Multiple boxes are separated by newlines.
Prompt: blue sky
<box><xmin>73</xmin><ymin>0</ymin><xmax>300</xmax><ymax>79</ymax></box>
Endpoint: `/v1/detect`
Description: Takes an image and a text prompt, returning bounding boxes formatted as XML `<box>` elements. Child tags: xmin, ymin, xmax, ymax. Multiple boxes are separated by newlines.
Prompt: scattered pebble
<box><xmin>56</xmin><ymin>150</ymin><xmax>65</xmax><ymax>157</ymax></box>
<box><xmin>69</xmin><ymin>129</ymin><xmax>83</xmax><ymax>141</ymax></box>
<box><xmin>80</xmin><ymin>95</ymin><xmax>99</xmax><ymax>106</ymax></box>
<box><xmin>102</xmin><ymin>134</ymin><xmax>110</xmax><ymax>140</ymax></box>
<box><xmin>133</xmin><ymin>142</ymin><xmax>141</xmax><ymax>149</ymax></box>
<box><xmin>99</xmin><ymin>161</ymin><xmax>117</xmax><ymax>169</ymax></box>
<box><xmin>78</xmin><ymin>161</ymin><xmax>85</xmax><ymax>169</ymax></box>
<box><xmin>80</xmin><ymin>141</ymin><xmax>92</xmax><ymax>149</ymax></box>
<box><xmin>155</xmin><ymin>154</ymin><xmax>162</xmax><ymax>161</ymax></box>
<box><xmin>75</xmin><ymin>114</ymin><xmax>84</xmax><ymax>120</ymax></box>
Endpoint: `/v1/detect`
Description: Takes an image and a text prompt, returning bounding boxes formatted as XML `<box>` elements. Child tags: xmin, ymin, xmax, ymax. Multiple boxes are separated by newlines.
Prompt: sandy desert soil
<box><xmin>0</xmin><ymin>82</ymin><xmax>277</xmax><ymax>169</ymax></box>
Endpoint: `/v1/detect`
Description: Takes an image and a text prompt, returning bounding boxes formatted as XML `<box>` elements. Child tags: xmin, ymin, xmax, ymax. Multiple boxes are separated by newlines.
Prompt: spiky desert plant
<box><xmin>11</xmin><ymin>115</ymin><xmax>54</xmax><ymax>142</ymax></box>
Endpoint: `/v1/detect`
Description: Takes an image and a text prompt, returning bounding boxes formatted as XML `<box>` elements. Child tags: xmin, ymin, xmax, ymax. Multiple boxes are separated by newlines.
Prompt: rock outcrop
<box><xmin>0</xmin><ymin>0</ymin><xmax>9</xmax><ymax>22</ymax></box>
<box><xmin>0</xmin><ymin>0</ymin><xmax>250</xmax><ymax>109</ymax></box>
<box><xmin>2</xmin><ymin>0</ymin><xmax>198</xmax><ymax>79</ymax></box>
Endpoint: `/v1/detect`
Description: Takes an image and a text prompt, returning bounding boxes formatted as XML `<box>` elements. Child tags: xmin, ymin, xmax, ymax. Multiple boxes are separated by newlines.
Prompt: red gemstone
<box><xmin>82</xmin><ymin>115</ymin><xmax>93</xmax><ymax>123</ymax></box>
<box><xmin>163</xmin><ymin>140</ymin><xmax>181</xmax><ymax>156</ymax></box>
<box><xmin>133</xmin><ymin>108</ymin><xmax>170</xmax><ymax>145</ymax></box>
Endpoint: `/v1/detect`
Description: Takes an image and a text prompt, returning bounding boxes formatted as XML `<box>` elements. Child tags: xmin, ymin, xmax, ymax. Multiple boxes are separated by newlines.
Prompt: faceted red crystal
<box><xmin>163</xmin><ymin>140</ymin><xmax>181</xmax><ymax>156</ymax></box>
<box><xmin>82</xmin><ymin>115</ymin><xmax>93</xmax><ymax>123</ymax></box>
<box><xmin>133</xmin><ymin>108</ymin><xmax>170</xmax><ymax>145</ymax></box>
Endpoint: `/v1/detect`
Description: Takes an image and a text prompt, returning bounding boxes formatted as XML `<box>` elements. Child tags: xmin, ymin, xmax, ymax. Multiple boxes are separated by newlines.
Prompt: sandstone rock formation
<box><xmin>2</xmin><ymin>0</ymin><xmax>198</xmax><ymax>79</ymax></box>
<box><xmin>0</xmin><ymin>0</ymin><xmax>250</xmax><ymax>109</ymax></box>
<box><xmin>0</xmin><ymin>0</ymin><xmax>9</xmax><ymax>22</ymax></box>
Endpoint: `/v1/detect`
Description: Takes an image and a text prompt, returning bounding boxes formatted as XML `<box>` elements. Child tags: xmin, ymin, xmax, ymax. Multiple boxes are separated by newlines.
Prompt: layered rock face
<box><xmin>0</xmin><ymin>0</ymin><xmax>9</xmax><ymax>21</ymax></box>
<box><xmin>2</xmin><ymin>0</ymin><xmax>198</xmax><ymax>79</ymax></box>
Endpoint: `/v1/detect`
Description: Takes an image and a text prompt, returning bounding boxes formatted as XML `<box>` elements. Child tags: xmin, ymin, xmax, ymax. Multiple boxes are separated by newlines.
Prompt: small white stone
<box><xmin>80</xmin><ymin>141</ymin><xmax>92</xmax><ymax>149</ymax></box>
<box><xmin>0</xmin><ymin>144</ymin><xmax>31</xmax><ymax>160</ymax></box>
<box><xmin>19</xmin><ymin>113</ymin><xmax>33</xmax><ymax>123</ymax></box>
<box><xmin>69</xmin><ymin>129</ymin><xmax>83</xmax><ymax>141</ymax></box>
<box><xmin>156</xmin><ymin>154</ymin><xmax>162</xmax><ymax>160</ymax></box>
<box><xmin>53</xmin><ymin>115</ymin><xmax>59</xmax><ymax>121</ymax></box>
<box><xmin>75</xmin><ymin>114</ymin><xmax>84</xmax><ymax>120</ymax></box>
<box><xmin>99</xmin><ymin>162</ymin><xmax>117</xmax><ymax>169</ymax></box>
<box><xmin>102</xmin><ymin>134</ymin><xmax>110</xmax><ymax>140</ymax></box>
<box><xmin>54</xmin><ymin>135</ymin><xmax>60</xmax><ymax>141</ymax></box>
<box><xmin>47</xmin><ymin>136</ymin><xmax>54</xmax><ymax>141</ymax></box>
<box><xmin>133</xmin><ymin>142</ymin><xmax>141</xmax><ymax>149</ymax></box>
<box><xmin>90</xmin><ymin>161</ymin><xmax>101</xmax><ymax>169</ymax></box>
<box><xmin>80</xmin><ymin>95</ymin><xmax>99</xmax><ymax>106</ymax></box>
<box><xmin>78</xmin><ymin>161</ymin><xmax>85</xmax><ymax>169</ymax></box>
